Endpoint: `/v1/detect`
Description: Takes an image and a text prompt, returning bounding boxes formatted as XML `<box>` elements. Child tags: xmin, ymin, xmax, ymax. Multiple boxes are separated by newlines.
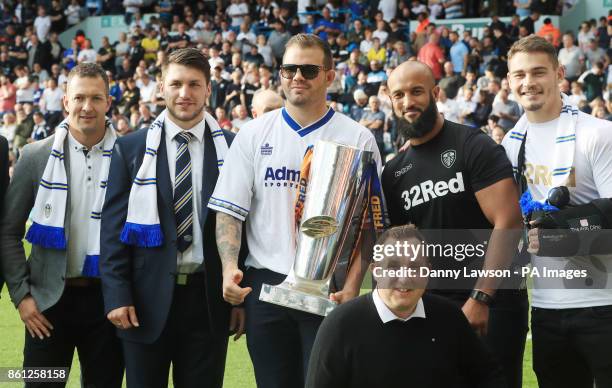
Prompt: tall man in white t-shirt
<box><xmin>209</xmin><ymin>34</ymin><xmax>381</xmax><ymax>388</ymax></box>
<box><xmin>40</xmin><ymin>78</ymin><xmax>64</xmax><ymax>129</ymax></box>
<box><xmin>503</xmin><ymin>35</ymin><xmax>612</xmax><ymax>388</ymax></box>
<box><xmin>557</xmin><ymin>33</ymin><xmax>584</xmax><ymax>82</ymax></box>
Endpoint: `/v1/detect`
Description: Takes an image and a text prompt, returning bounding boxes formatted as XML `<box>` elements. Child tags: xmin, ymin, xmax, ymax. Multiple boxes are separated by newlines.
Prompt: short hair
<box><xmin>375</xmin><ymin>224</ymin><xmax>429</xmax><ymax>265</ymax></box>
<box><xmin>284</xmin><ymin>34</ymin><xmax>333</xmax><ymax>70</ymax></box>
<box><xmin>376</xmin><ymin>224</ymin><xmax>425</xmax><ymax>246</ymax></box>
<box><xmin>162</xmin><ymin>48</ymin><xmax>211</xmax><ymax>83</ymax></box>
<box><xmin>67</xmin><ymin>62</ymin><xmax>109</xmax><ymax>94</ymax></box>
<box><xmin>508</xmin><ymin>35</ymin><xmax>559</xmax><ymax>69</ymax></box>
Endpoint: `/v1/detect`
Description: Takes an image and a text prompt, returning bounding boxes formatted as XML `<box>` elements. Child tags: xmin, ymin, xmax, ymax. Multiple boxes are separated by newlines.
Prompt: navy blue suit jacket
<box><xmin>100</xmin><ymin>125</ymin><xmax>236</xmax><ymax>344</ymax></box>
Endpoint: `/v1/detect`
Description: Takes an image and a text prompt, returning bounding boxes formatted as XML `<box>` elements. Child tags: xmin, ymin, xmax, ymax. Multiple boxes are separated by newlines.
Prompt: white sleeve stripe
<box><xmin>210</xmin><ymin>196</ymin><xmax>249</xmax><ymax>214</ymax></box>
<box><xmin>207</xmin><ymin>203</ymin><xmax>247</xmax><ymax>221</ymax></box>
<box><xmin>208</xmin><ymin>197</ymin><xmax>249</xmax><ymax>218</ymax></box>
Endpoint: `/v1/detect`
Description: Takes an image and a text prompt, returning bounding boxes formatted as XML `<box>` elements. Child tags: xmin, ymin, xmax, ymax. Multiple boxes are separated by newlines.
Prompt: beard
<box><xmin>283</xmin><ymin>82</ymin><xmax>313</xmax><ymax>107</ymax></box>
<box><xmin>394</xmin><ymin>93</ymin><xmax>439</xmax><ymax>140</ymax></box>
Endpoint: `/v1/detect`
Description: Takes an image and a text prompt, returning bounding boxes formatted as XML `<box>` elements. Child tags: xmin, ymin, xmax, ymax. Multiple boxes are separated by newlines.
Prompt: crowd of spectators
<box><xmin>0</xmin><ymin>0</ymin><xmax>610</xmax><ymax>169</ymax></box>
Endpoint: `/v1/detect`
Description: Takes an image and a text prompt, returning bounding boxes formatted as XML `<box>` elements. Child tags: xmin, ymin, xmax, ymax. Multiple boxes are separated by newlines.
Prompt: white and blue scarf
<box><xmin>120</xmin><ymin>109</ymin><xmax>228</xmax><ymax>247</ymax></box>
<box><xmin>505</xmin><ymin>93</ymin><xmax>579</xmax><ymax>214</ymax></box>
<box><xmin>25</xmin><ymin>119</ymin><xmax>117</xmax><ymax>277</ymax></box>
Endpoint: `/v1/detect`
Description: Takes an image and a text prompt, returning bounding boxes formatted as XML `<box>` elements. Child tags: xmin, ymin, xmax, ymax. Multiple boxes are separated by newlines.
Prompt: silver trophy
<box><xmin>259</xmin><ymin>140</ymin><xmax>373</xmax><ymax>316</ymax></box>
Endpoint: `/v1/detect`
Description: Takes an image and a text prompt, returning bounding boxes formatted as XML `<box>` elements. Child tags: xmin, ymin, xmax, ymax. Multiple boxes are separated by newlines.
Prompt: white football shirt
<box><xmin>209</xmin><ymin>107</ymin><xmax>381</xmax><ymax>275</ymax></box>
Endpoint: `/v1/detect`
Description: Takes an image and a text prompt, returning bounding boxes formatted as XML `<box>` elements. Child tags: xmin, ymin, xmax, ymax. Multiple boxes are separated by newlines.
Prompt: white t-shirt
<box><xmin>258</xmin><ymin>44</ymin><xmax>273</xmax><ymax>67</ymax></box>
<box><xmin>372</xmin><ymin>30</ymin><xmax>389</xmax><ymax>46</ymax></box>
<box><xmin>16</xmin><ymin>86</ymin><xmax>34</xmax><ymax>104</ymax></box>
<box><xmin>502</xmin><ymin>112</ymin><xmax>612</xmax><ymax>309</ymax></box>
<box><xmin>360</xmin><ymin>39</ymin><xmax>373</xmax><ymax>56</ymax></box>
<box><xmin>34</xmin><ymin>16</ymin><xmax>51</xmax><ymax>42</ymax></box>
<box><xmin>123</xmin><ymin>0</ymin><xmax>143</xmax><ymax>14</ymax></box>
<box><xmin>226</xmin><ymin>3</ymin><xmax>249</xmax><ymax>27</ymax></box>
<box><xmin>377</xmin><ymin>0</ymin><xmax>397</xmax><ymax>22</ymax></box>
<box><xmin>577</xmin><ymin>30</ymin><xmax>594</xmax><ymax>52</ymax></box>
<box><xmin>138</xmin><ymin>80</ymin><xmax>157</xmax><ymax>111</ymax></box>
<box><xmin>77</xmin><ymin>49</ymin><xmax>97</xmax><ymax>63</ymax></box>
<box><xmin>65</xmin><ymin>4</ymin><xmax>81</xmax><ymax>25</ymax></box>
<box><xmin>558</xmin><ymin>46</ymin><xmax>583</xmax><ymax>79</ymax></box>
<box><xmin>209</xmin><ymin>107</ymin><xmax>381</xmax><ymax>275</ymax></box>
<box><xmin>58</xmin><ymin>73</ymin><xmax>68</xmax><ymax>87</ymax></box>
<box><xmin>436</xmin><ymin>99</ymin><xmax>460</xmax><ymax>123</ymax></box>
<box><xmin>237</xmin><ymin>31</ymin><xmax>256</xmax><ymax>46</ymax></box>
<box><xmin>41</xmin><ymin>87</ymin><xmax>64</xmax><ymax>112</ymax></box>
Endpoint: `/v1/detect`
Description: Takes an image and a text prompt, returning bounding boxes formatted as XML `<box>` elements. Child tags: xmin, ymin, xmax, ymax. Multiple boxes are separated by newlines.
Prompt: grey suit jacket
<box><xmin>0</xmin><ymin>135</ymin><xmax>73</xmax><ymax>312</ymax></box>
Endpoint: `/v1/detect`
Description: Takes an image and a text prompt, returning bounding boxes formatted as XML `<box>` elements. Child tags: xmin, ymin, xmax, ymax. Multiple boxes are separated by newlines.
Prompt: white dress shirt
<box><xmin>164</xmin><ymin>116</ymin><xmax>206</xmax><ymax>273</ymax></box>
<box><xmin>372</xmin><ymin>288</ymin><xmax>427</xmax><ymax>323</ymax></box>
<box><xmin>66</xmin><ymin>132</ymin><xmax>106</xmax><ymax>278</ymax></box>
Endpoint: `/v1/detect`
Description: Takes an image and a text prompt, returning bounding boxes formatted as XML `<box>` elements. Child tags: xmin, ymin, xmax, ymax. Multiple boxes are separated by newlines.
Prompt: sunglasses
<box><xmin>280</xmin><ymin>64</ymin><xmax>329</xmax><ymax>80</ymax></box>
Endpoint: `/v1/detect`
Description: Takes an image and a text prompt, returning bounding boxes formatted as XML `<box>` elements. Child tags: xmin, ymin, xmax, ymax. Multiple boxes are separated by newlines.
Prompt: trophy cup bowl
<box><xmin>259</xmin><ymin>140</ymin><xmax>373</xmax><ymax>316</ymax></box>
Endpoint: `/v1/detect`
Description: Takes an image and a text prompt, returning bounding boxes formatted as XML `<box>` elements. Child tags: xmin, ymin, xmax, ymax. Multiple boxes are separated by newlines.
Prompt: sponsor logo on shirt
<box><xmin>394</xmin><ymin>163</ymin><xmax>413</xmax><ymax>177</ymax></box>
<box><xmin>441</xmin><ymin>149</ymin><xmax>456</xmax><ymax>168</ymax></box>
<box><xmin>524</xmin><ymin>163</ymin><xmax>576</xmax><ymax>187</ymax></box>
<box><xmin>401</xmin><ymin>172</ymin><xmax>465</xmax><ymax>210</ymax></box>
<box><xmin>264</xmin><ymin>166</ymin><xmax>300</xmax><ymax>188</ymax></box>
<box><xmin>261</xmin><ymin>143</ymin><xmax>273</xmax><ymax>156</ymax></box>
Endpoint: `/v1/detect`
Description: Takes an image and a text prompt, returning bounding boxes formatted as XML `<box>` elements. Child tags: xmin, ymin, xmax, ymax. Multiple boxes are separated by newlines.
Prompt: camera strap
<box><xmin>512</xmin><ymin>131</ymin><xmax>532</xmax><ymax>270</ymax></box>
<box><xmin>515</xmin><ymin>131</ymin><xmax>528</xmax><ymax>196</ymax></box>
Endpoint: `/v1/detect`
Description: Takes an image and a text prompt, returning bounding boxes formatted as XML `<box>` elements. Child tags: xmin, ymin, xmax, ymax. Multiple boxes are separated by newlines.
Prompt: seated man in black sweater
<box><xmin>306</xmin><ymin>225</ymin><xmax>506</xmax><ymax>388</ymax></box>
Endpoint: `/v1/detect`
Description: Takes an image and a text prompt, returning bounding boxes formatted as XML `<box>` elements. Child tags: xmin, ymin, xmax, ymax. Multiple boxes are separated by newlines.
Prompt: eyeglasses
<box><xmin>280</xmin><ymin>64</ymin><xmax>329</xmax><ymax>80</ymax></box>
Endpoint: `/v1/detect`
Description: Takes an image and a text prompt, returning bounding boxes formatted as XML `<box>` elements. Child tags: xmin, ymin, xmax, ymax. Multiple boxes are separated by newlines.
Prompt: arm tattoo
<box><xmin>216</xmin><ymin>212</ymin><xmax>243</xmax><ymax>271</ymax></box>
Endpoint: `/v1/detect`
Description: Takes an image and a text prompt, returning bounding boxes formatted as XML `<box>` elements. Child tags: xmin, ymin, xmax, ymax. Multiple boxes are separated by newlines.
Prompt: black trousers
<box><xmin>532</xmin><ymin>305</ymin><xmax>612</xmax><ymax>388</ymax></box>
<box><xmin>243</xmin><ymin>268</ymin><xmax>323</xmax><ymax>388</ymax></box>
<box><xmin>432</xmin><ymin>289</ymin><xmax>529</xmax><ymax>388</ymax></box>
<box><xmin>122</xmin><ymin>274</ymin><xmax>228</xmax><ymax>388</ymax></box>
<box><xmin>23</xmin><ymin>284</ymin><xmax>124</xmax><ymax>388</ymax></box>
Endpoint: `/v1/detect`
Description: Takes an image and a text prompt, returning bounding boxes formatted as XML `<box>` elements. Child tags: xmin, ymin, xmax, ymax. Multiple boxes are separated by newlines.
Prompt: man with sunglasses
<box><xmin>209</xmin><ymin>34</ymin><xmax>381</xmax><ymax>388</ymax></box>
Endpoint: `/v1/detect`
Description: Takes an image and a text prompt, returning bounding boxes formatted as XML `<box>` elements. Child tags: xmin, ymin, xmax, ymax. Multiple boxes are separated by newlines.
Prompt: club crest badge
<box><xmin>44</xmin><ymin>203</ymin><xmax>52</xmax><ymax>218</ymax></box>
<box><xmin>441</xmin><ymin>149</ymin><xmax>456</xmax><ymax>169</ymax></box>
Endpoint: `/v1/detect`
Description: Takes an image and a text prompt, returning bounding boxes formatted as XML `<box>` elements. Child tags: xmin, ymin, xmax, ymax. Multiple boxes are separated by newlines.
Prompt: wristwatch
<box><xmin>470</xmin><ymin>289</ymin><xmax>493</xmax><ymax>306</ymax></box>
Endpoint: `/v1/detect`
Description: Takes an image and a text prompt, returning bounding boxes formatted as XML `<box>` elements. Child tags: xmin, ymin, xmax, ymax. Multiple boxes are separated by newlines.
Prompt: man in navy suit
<box><xmin>100</xmin><ymin>48</ymin><xmax>244</xmax><ymax>388</ymax></box>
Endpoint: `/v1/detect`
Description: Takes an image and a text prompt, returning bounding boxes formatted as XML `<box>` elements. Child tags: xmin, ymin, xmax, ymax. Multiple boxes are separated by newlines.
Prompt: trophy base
<box><xmin>259</xmin><ymin>283</ymin><xmax>337</xmax><ymax>316</ymax></box>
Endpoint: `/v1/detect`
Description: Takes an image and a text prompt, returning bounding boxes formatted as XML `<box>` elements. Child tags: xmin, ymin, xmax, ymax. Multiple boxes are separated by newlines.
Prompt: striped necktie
<box><xmin>174</xmin><ymin>131</ymin><xmax>193</xmax><ymax>252</ymax></box>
